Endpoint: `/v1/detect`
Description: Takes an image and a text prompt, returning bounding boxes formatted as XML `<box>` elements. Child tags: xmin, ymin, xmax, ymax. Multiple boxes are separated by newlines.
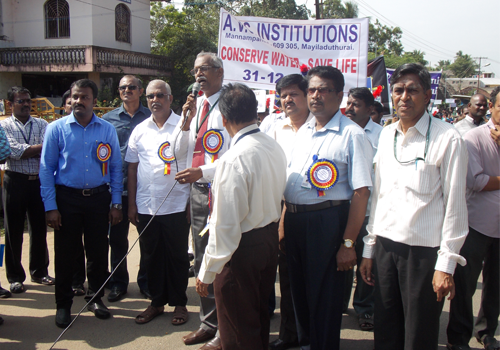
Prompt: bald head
<box><xmin>146</xmin><ymin>80</ymin><xmax>171</xmax><ymax>95</ymax></box>
<box><xmin>468</xmin><ymin>94</ymin><xmax>488</xmax><ymax>123</ymax></box>
<box><xmin>146</xmin><ymin>80</ymin><xmax>173</xmax><ymax>118</ymax></box>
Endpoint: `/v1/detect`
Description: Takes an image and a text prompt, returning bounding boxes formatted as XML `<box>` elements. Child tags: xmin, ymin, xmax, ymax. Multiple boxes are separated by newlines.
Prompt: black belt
<box><xmin>5</xmin><ymin>170</ymin><xmax>39</xmax><ymax>181</ymax></box>
<box><xmin>285</xmin><ymin>200</ymin><xmax>348</xmax><ymax>213</ymax></box>
<box><xmin>56</xmin><ymin>184</ymin><xmax>109</xmax><ymax>197</ymax></box>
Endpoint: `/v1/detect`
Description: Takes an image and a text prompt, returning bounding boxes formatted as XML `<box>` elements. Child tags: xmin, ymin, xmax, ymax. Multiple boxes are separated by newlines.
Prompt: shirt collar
<box><xmin>282</xmin><ymin>112</ymin><xmax>313</xmax><ymax>129</ymax></box>
<box><xmin>11</xmin><ymin>115</ymin><xmax>33</xmax><ymax>125</ymax></box>
<box><xmin>364</xmin><ymin>117</ymin><xmax>376</xmax><ymax>132</ymax></box>
<box><xmin>396</xmin><ymin>111</ymin><xmax>430</xmax><ymax>137</ymax></box>
<box><xmin>147</xmin><ymin>110</ymin><xmax>178</xmax><ymax>129</ymax></box>
<box><xmin>118</xmin><ymin>103</ymin><xmax>149</xmax><ymax>117</ymax></box>
<box><xmin>202</xmin><ymin>91</ymin><xmax>221</xmax><ymax>106</ymax></box>
<box><xmin>230</xmin><ymin>124</ymin><xmax>259</xmax><ymax>147</ymax></box>
<box><xmin>66</xmin><ymin>112</ymin><xmax>100</xmax><ymax>126</ymax></box>
<box><xmin>308</xmin><ymin>110</ymin><xmax>342</xmax><ymax>132</ymax></box>
<box><xmin>465</xmin><ymin>115</ymin><xmax>474</xmax><ymax>124</ymax></box>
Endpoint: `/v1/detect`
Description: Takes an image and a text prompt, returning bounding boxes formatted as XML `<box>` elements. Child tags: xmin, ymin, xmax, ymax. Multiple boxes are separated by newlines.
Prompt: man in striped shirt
<box><xmin>1</xmin><ymin>87</ymin><xmax>54</xmax><ymax>295</ymax></box>
<box><xmin>360</xmin><ymin>63</ymin><xmax>469</xmax><ymax>350</ymax></box>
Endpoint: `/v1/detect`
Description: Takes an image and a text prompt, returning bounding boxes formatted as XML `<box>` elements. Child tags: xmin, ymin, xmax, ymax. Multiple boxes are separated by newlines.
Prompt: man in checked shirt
<box><xmin>1</xmin><ymin>86</ymin><xmax>54</xmax><ymax>294</ymax></box>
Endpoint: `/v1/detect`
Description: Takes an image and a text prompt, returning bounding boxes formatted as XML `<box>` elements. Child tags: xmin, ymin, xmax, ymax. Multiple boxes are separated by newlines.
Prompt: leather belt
<box><xmin>285</xmin><ymin>200</ymin><xmax>348</xmax><ymax>213</ymax></box>
<box><xmin>56</xmin><ymin>184</ymin><xmax>109</xmax><ymax>197</ymax></box>
<box><xmin>5</xmin><ymin>170</ymin><xmax>39</xmax><ymax>181</ymax></box>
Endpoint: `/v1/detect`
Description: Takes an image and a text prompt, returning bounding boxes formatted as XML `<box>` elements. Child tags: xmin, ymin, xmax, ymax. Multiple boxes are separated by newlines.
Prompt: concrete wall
<box><xmin>0</xmin><ymin>0</ymin><xmax>150</xmax><ymax>53</ymax></box>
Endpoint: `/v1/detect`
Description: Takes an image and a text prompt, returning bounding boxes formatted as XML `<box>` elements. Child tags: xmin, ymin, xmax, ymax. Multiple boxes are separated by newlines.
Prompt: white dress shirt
<box><xmin>267</xmin><ymin>113</ymin><xmax>313</xmax><ymax>162</ymax></box>
<box><xmin>198</xmin><ymin>124</ymin><xmax>287</xmax><ymax>284</ymax></box>
<box><xmin>186</xmin><ymin>91</ymin><xmax>231</xmax><ymax>183</ymax></box>
<box><xmin>363</xmin><ymin>117</ymin><xmax>383</xmax><ymax>217</ymax></box>
<box><xmin>259</xmin><ymin>112</ymin><xmax>285</xmax><ymax>134</ymax></box>
<box><xmin>463</xmin><ymin>119</ymin><xmax>500</xmax><ymax>238</ymax></box>
<box><xmin>125</xmin><ymin>112</ymin><xmax>190</xmax><ymax>216</ymax></box>
<box><xmin>363</xmin><ymin>112</ymin><xmax>469</xmax><ymax>274</ymax></box>
<box><xmin>454</xmin><ymin>115</ymin><xmax>484</xmax><ymax>136</ymax></box>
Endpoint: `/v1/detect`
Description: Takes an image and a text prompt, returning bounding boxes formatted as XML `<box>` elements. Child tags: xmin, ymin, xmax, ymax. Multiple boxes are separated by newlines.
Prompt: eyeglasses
<box><xmin>15</xmin><ymin>99</ymin><xmax>32</xmax><ymax>105</ymax></box>
<box><xmin>190</xmin><ymin>66</ymin><xmax>218</xmax><ymax>76</ymax></box>
<box><xmin>118</xmin><ymin>85</ymin><xmax>138</xmax><ymax>91</ymax></box>
<box><xmin>146</xmin><ymin>93</ymin><xmax>169</xmax><ymax>100</ymax></box>
<box><xmin>307</xmin><ymin>87</ymin><xmax>335</xmax><ymax>96</ymax></box>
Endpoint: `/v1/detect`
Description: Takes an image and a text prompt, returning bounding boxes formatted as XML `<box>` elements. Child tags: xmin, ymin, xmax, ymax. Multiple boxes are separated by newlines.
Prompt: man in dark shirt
<box><xmin>102</xmin><ymin>75</ymin><xmax>151</xmax><ymax>302</ymax></box>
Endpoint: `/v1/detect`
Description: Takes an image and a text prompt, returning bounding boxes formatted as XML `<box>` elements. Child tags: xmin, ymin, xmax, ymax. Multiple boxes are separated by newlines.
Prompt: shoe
<box><xmin>31</xmin><ymin>275</ymin><xmax>55</xmax><ymax>285</ymax></box>
<box><xmin>183</xmin><ymin>327</ymin><xmax>216</xmax><ymax>345</ymax></box>
<box><xmin>446</xmin><ymin>344</ymin><xmax>471</xmax><ymax>350</ymax></box>
<box><xmin>269</xmin><ymin>338</ymin><xmax>300</xmax><ymax>350</ymax></box>
<box><xmin>0</xmin><ymin>287</ymin><xmax>12</xmax><ymax>298</ymax></box>
<box><xmin>87</xmin><ymin>300</ymin><xmax>111</xmax><ymax>319</ymax></box>
<box><xmin>199</xmin><ymin>337</ymin><xmax>221</xmax><ymax>350</ymax></box>
<box><xmin>107</xmin><ymin>287</ymin><xmax>127</xmax><ymax>302</ymax></box>
<box><xmin>10</xmin><ymin>282</ymin><xmax>25</xmax><ymax>294</ymax></box>
<box><xmin>188</xmin><ymin>253</ymin><xmax>194</xmax><ymax>261</ymax></box>
<box><xmin>135</xmin><ymin>305</ymin><xmax>164</xmax><ymax>324</ymax></box>
<box><xmin>476</xmin><ymin>335</ymin><xmax>500</xmax><ymax>350</ymax></box>
<box><xmin>72</xmin><ymin>284</ymin><xmax>85</xmax><ymax>296</ymax></box>
<box><xmin>55</xmin><ymin>308</ymin><xmax>71</xmax><ymax>328</ymax></box>
<box><xmin>189</xmin><ymin>265</ymin><xmax>195</xmax><ymax>278</ymax></box>
<box><xmin>140</xmin><ymin>288</ymin><xmax>152</xmax><ymax>300</ymax></box>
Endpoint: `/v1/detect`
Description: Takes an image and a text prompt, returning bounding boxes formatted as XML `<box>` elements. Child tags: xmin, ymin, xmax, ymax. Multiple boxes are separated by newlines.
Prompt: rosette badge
<box><xmin>158</xmin><ymin>141</ymin><xmax>175</xmax><ymax>175</ymax></box>
<box><xmin>202</xmin><ymin>129</ymin><xmax>224</xmax><ymax>163</ymax></box>
<box><xmin>307</xmin><ymin>155</ymin><xmax>339</xmax><ymax>197</ymax></box>
<box><xmin>97</xmin><ymin>143</ymin><xmax>112</xmax><ymax>176</ymax></box>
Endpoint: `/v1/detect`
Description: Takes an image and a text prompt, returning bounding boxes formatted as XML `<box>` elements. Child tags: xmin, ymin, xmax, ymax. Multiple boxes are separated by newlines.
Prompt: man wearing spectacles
<box><xmin>1</xmin><ymin>86</ymin><xmax>54</xmax><ymax>295</ymax></box>
<box><xmin>359</xmin><ymin>63</ymin><xmax>469</xmax><ymax>350</ymax></box>
<box><xmin>175</xmin><ymin>52</ymin><xmax>231</xmax><ymax>350</ymax></box>
<box><xmin>102</xmin><ymin>75</ymin><xmax>151</xmax><ymax>303</ymax></box>
<box><xmin>282</xmin><ymin>66</ymin><xmax>372</xmax><ymax>350</ymax></box>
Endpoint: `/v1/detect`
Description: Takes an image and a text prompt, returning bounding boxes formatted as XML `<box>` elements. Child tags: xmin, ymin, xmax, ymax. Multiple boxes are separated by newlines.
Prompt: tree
<box><xmin>239</xmin><ymin>0</ymin><xmax>309</xmax><ymax>19</ymax></box>
<box><xmin>448</xmin><ymin>51</ymin><xmax>478</xmax><ymax>78</ymax></box>
<box><xmin>321</xmin><ymin>0</ymin><xmax>358</xmax><ymax>19</ymax></box>
<box><xmin>368</xmin><ymin>19</ymin><xmax>403</xmax><ymax>56</ymax></box>
<box><xmin>368</xmin><ymin>50</ymin><xmax>427</xmax><ymax>69</ymax></box>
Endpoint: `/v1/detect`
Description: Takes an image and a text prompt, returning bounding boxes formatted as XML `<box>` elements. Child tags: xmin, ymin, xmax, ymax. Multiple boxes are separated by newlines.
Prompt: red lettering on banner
<box><xmin>262</xmin><ymin>51</ymin><xmax>269</xmax><ymax>64</ymax></box>
<box><xmin>250</xmin><ymin>49</ymin><xmax>257</xmax><ymax>63</ymax></box>
<box><xmin>244</xmin><ymin>49</ymin><xmax>250</xmax><ymax>62</ymax></box>
<box><xmin>351</xmin><ymin>59</ymin><xmax>357</xmax><ymax>73</ymax></box>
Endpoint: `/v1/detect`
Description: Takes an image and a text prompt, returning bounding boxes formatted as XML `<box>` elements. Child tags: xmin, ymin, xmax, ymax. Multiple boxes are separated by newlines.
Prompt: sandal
<box><xmin>171</xmin><ymin>305</ymin><xmax>189</xmax><ymax>325</ymax></box>
<box><xmin>447</xmin><ymin>344</ymin><xmax>471</xmax><ymax>350</ymax></box>
<box><xmin>135</xmin><ymin>305</ymin><xmax>164</xmax><ymax>324</ymax></box>
<box><xmin>358</xmin><ymin>314</ymin><xmax>374</xmax><ymax>331</ymax></box>
<box><xmin>478</xmin><ymin>335</ymin><xmax>500</xmax><ymax>350</ymax></box>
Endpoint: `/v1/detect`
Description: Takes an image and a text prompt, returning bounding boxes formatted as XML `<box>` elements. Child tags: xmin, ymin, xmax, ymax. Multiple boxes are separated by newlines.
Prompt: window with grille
<box><xmin>44</xmin><ymin>0</ymin><xmax>70</xmax><ymax>38</ymax></box>
<box><xmin>115</xmin><ymin>4</ymin><xmax>130</xmax><ymax>43</ymax></box>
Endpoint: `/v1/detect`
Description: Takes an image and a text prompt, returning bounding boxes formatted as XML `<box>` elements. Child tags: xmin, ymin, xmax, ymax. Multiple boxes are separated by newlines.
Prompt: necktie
<box><xmin>192</xmin><ymin>100</ymin><xmax>210</xmax><ymax>168</ymax></box>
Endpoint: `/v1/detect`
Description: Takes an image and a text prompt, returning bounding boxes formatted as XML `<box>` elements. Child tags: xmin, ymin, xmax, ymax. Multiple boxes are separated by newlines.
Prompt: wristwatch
<box><xmin>343</xmin><ymin>239</ymin><xmax>355</xmax><ymax>249</ymax></box>
<box><xmin>112</xmin><ymin>204</ymin><xmax>123</xmax><ymax>210</ymax></box>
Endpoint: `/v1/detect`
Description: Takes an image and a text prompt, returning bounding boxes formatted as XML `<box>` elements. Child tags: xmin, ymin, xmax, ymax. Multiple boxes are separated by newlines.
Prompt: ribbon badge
<box><xmin>307</xmin><ymin>155</ymin><xmax>339</xmax><ymax>197</ymax></box>
<box><xmin>96</xmin><ymin>143</ymin><xmax>112</xmax><ymax>176</ymax></box>
<box><xmin>158</xmin><ymin>141</ymin><xmax>175</xmax><ymax>175</ymax></box>
<box><xmin>202</xmin><ymin>129</ymin><xmax>224</xmax><ymax>163</ymax></box>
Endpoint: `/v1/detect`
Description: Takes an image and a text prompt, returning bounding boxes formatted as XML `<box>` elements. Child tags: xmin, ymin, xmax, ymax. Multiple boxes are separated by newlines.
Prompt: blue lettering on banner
<box><xmin>118</xmin><ymin>0</ymin><xmax>131</xmax><ymax>3</ymax></box>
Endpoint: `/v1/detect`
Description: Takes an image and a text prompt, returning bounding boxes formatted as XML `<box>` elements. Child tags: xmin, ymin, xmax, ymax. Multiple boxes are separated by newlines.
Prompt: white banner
<box><xmin>218</xmin><ymin>8</ymin><xmax>369</xmax><ymax>94</ymax></box>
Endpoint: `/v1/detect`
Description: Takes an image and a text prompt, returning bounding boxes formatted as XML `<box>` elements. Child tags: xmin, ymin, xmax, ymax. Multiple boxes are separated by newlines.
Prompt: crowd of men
<box><xmin>0</xmin><ymin>52</ymin><xmax>498</xmax><ymax>350</ymax></box>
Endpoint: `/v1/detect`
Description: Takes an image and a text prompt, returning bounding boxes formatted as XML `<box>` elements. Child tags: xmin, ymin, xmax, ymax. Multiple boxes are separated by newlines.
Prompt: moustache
<box><xmin>151</xmin><ymin>103</ymin><xmax>162</xmax><ymax>108</ymax></box>
<box><xmin>196</xmin><ymin>77</ymin><xmax>207</xmax><ymax>83</ymax></box>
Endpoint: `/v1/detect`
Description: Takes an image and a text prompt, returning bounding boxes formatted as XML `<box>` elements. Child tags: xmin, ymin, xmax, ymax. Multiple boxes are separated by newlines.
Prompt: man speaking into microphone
<box><xmin>175</xmin><ymin>52</ymin><xmax>231</xmax><ymax>350</ymax></box>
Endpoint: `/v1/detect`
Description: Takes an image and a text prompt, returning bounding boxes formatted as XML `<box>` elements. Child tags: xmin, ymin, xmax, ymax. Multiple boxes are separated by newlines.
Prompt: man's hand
<box><xmin>433</xmin><ymin>270</ymin><xmax>455</xmax><ymax>302</ymax></box>
<box><xmin>175</xmin><ymin>167</ymin><xmax>203</xmax><ymax>184</ymax></box>
<box><xmin>46</xmin><ymin>210</ymin><xmax>62</xmax><ymax>229</ymax></box>
<box><xmin>490</xmin><ymin>126</ymin><xmax>500</xmax><ymax>146</ymax></box>
<box><xmin>336</xmin><ymin>245</ymin><xmax>357</xmax><ymax>271</ymax></box>
<box><xmin>181</xmin><ymin>94</ymin><xmax>197</xmax><ymax>131</ymax></box>
<box><xmin>109</xmin><ymin>207</ymin><xmax>123</xmax><ymax>226</ymax></box>
<box><xmin>359</xmin><ymin>258</ymin><xmax>375</xmax><ymax>286</ymax></box>
<box><xmin>196</xmin><ymin>277</ymin><xmax>209</xmax><ymax>297</ymax></box>
<box><xmin>128</xmin><ymin>204</ymin><xmax>139</xmax><ymax>227</ymax></box>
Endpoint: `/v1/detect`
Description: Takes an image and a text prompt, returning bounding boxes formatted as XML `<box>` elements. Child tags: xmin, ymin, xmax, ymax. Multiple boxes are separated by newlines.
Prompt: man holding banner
<box><xmin>283</xmin><ymin>66</ymin><xmax>372</xmax><ymax>350</ymax></box>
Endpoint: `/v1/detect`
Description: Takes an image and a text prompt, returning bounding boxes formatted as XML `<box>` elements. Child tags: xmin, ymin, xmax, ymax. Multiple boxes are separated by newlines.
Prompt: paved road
<box><xmin>0</xmin><ymin>227</ymin><xmax>494</xmax><ymax>349</ymax></box>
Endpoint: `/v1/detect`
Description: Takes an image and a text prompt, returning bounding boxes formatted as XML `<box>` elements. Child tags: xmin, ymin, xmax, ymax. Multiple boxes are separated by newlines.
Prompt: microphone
<box><xmin>185</xmin><ymin>82</ymin><xmax>201</xmax><ymax>121</ymax></box>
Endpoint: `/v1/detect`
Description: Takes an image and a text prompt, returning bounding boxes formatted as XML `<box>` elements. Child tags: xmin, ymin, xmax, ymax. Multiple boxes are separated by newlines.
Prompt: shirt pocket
<box><xmin>405</xmin><ymin>162</ymin><xmax>439</xmax><ymax>199</ymax></box>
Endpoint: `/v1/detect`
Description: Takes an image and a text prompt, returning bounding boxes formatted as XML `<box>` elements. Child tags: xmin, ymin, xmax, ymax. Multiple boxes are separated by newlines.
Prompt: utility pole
<box><xmin>474</xmin><ymin>57</ymin><xmax>488</xmax><ymax>94</ymax></box>
<box><xmin>316</xmin><ymin>0</ymin><xmax>321</xmax><ymax>19</ymax></box>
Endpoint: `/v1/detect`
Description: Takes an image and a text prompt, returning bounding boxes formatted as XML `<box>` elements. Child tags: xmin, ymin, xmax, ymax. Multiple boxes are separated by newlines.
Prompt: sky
<box><xmin>296</xmin><ymin>0</ymin><xmax>500</xmax><ymax>77</ymax></box>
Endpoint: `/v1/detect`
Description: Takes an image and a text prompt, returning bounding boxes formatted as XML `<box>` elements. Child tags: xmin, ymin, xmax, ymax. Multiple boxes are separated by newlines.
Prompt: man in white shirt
<box><xmin>454</xmin><ymin>94</ymin><xmax>488</xmax><ymax>136</ymax></box>
<box><xmin>360</xmin><ymin>63</ymin><xmax>469</xmax><ymax>350</ymax></box>
<box><xmin>126</xmin><ymin>80</ymin><xmax>191</xmax><ymax>326</ymax></box>
<box><xmin>267</xmin><ymin>73</ymin><xmax>312</xmax><ymax>350</ymax></box>
<box><xmin>283</xmin><ymin>66</ymin><xmax>373</xmax><ymax>350</ymax></box>
<box><xmin>446</xmin><ymin>86</ymin><xmax>500</xmax><ymax>350</ymax></box>
<box><xmin>343</xmin><ymin>87</ymin><xmax>382</xmax><ymax>331</ymax></box>
<box><xmin>176</xmin><ymin>52</ymin><xmax>231</xmax><ymax>350</ymax></box>
<box><xmin>196</xmin><ymin>83</ymin><xmax>287</xmax><ymax>350</ymax></box>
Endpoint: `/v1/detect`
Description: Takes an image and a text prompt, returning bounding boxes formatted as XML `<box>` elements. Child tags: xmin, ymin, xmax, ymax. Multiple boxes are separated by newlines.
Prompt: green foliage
<box><xmin>238</xmin><ymin>0</ymin><xmax>309</xmax><ymax>19</ymax></box>
<box><xmin>369</xmin><ymin>19</ymin><xmax>403</xmax><ymax>56</ymax></box>
<box><xmin>368</xmin><ymin>49</ymin><xmax>428</xmax><ymax>69</ymax></box>
<box><xmin>448</xmin><ymin>51</ymin><xmax>478</xmax><ymax>78</ymax></box>
<box><xmin>321</xmin><ymin>0</ymin><xmax>358</xmax><ymax>19</ymax></box>
<box><xmin>96</xmin><ymin>86</ymin><xmax>121</xmax><ymax>108</ymax></box>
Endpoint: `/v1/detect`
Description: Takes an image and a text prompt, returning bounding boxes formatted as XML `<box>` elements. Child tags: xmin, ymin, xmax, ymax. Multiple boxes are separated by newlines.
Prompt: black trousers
<box><xmin>54</xmin><ymin>189</ymin><xmax>110</xmax><ymax>309</ymax></box>
<box><xmin>277</xmin><ymin>240</ymin><xmax>298</xmax><ymax>343</ymax></box>
<box><xmin>447</xmin><ymin>227</ymin><xmax>499</xmax><ymax>346</ymax></box>
<box><xmin>373</xmin><ymin>236</ymin><xmax>444</xmax><ymax>350</ymax></box>
<box><xmin>138</xmin><ymin>211</ymin><xmax>189</xmax><ymax>308</ymax></box>
<box><xmin>284</xmin><ymin>203</ymin><xmax>350</xmax><ymax>350</ymax></box>
<box><xmin>214</xmin><ymin>223</ymin><xmax>279</xmax><ymax>350</ymax></box>
<box><xmin>108</xmin><ymin>197</ymin><xmax>147</xmax><ymax>291</ymax></box>
<box><xmin>2</xmin><ymin>172</ymin><xmax>49</xmax><ymax>283</ymax></box>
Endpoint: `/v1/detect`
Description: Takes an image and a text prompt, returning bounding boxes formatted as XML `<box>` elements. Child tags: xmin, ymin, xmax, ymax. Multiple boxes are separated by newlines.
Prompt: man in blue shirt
<box><xmin>40</xmin><ymin>79</ymin><xmax>123</xmax><ymax>328</ymax></box>
<box><xmin>102</xmin><ymin>75</ymin><xmax>151</xmax><ymax>302</ymax></box>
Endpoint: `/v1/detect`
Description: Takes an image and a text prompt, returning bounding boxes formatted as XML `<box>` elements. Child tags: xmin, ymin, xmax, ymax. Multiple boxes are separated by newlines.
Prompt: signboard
<box><xmin>218</xmin><ymin>8</ymin><xmax>369</xmax><ymax>95</ymax></box>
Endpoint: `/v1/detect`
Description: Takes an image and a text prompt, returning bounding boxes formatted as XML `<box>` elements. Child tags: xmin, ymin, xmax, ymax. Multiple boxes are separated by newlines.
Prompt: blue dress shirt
<box><xmin>284</xmin><ymin>110</ymin><xmax>373</xmax><ymax>205</ymax></box>
<box><xmin>40</xmin><ymin>113</ymin><xmax>123</xmax><ymax>211</ymax></box>
<box><xmin>102</xmin><ymin>103</ymin><xmax>150</xmax><ymax>191</ymax></box>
